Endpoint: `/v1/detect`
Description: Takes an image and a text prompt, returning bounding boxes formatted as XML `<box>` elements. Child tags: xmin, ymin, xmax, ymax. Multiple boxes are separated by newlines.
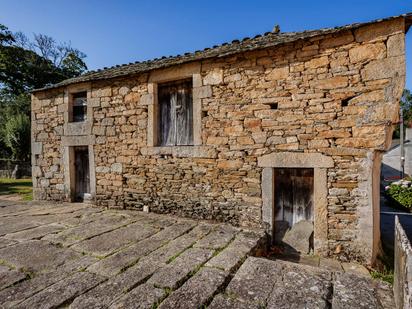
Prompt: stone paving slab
<box><xmin>205</xmin><ymin>230</ymin><xmax>264</xmax><ymax>272</ymax></box>
<box><xmin>209</xmin><ymin>294</ymin><xmax>260</xmax><ymax>309</ymax></box>
<box><xmin>71</xmin><ymin>224</ymin><xmax>215</xmax><ymax>308</ymax></box>
<box><xmin>226</xmin><ymin>256</ymin><xmax>282</xmax><ymax>306</ymax></box>
<box><xmin>223</xmin><ymin>257</ymin><xmax>393</xmax><ymax>309</ymax></box>
<box><xmin>158</xmin><ymin>267</ymin><xmax>227</xmax><ymax>309</ymax></box>
<box><xmin>0</xmin><ymin>216</ymin><xmax>41</xmax><ymax>236</ymax></box>
<box><xmin>87</xmin><ymin>221</ymin><xmax>197</xmax><ymax>277</ymax></box>
<box><xmin>332</xmin><ymin>272</ymin><xmax>382</xmax><ymax>308</ymax></box>
<box><xmin>0</xmin><ymin>256</ymin><xmax>98</xmax><ymax>308</ymax></box>
<box><xmin>0</xmin><ymin>265</ymin><xmax>26</xmax><ymax>290</ymax></box>
<box><xmin>0</xmin><ymin>238</ymin><xmax>16</xmax><ymax>249</ymax></box>
<box><xmin>4</xmin><ymin>223</ymin><xmax>65</xmax><ymax>241</ymax></box>
<box><xmin>70</xmin><ymin>221</ymin><xmax>159</xmax><ymax>257</ymax></box>
<box><xmin>13</xmin><ymin>271</ymin><xmax>105</xmax><ymax>309</ymax></box>
<box><xmin>266</xmin><ymin>260</ymin><xmax>332</xmax><ymax>309</ymax></box>
<box><xmin>0</xmin><ymin>240</ymin><xmax>82</xmax><ymax>273</ymax></box>
<box><xmin>193</xmin><ymin>224</ymin><xmax>237</xmax><ymax>249</ymax></box>
<box><xmin>148</xmin><ymin>247</ymin><xmax>214</xmax><ymax>289</ymax></box>
<box><xmin>71</xmin><ymin>258</ymin><xmax>162</xmax><ymax>309</ymax></box>
<box><xmin>0</xmin><ymin>202</ymin><xmax>395</xmax><ymax>308</ymax></box>
<box><xmin>109</xmin><ymin>283</ymin><xmax>166</xmax><ymax>309</ymax></box>
<box><xmin>43</xmin><ymin>214</ymin><xmax>134</xmax><ymax>246</ymax></box>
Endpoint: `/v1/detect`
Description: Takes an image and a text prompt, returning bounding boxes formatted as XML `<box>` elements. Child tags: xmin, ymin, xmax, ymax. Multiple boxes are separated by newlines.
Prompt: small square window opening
<box><xmin>71</xmin><ymin>91</ymin><xmax>87</xmax><ymax>122</ymax></box>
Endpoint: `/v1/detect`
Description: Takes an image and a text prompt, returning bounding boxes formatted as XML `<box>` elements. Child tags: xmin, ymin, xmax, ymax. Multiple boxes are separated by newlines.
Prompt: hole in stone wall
<box><xmin>202</xmin><ymin>111</ymin><xmax>208</xmax><ymax>118</ymax></box>
<box><xmin>341</xmin><ymin>96</ymin><xmax>355</xmax><ymax>107</ymax></box>
<box><xmin>267</xmin><ymin>103</ymin><xmax>278</xmax><ymax>110</ymax></box>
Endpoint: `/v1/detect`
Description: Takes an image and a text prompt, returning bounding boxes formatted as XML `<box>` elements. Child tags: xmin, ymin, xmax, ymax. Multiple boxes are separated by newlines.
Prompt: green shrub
<box><xmin>2</xmin><ymin>113</ymin><xmax>30</xmax><ymax>161</ymax></box>
<box><xmin>387</xmin><ymin>184</ymin><xmax>412</xmax><ymax>210</ymax></box>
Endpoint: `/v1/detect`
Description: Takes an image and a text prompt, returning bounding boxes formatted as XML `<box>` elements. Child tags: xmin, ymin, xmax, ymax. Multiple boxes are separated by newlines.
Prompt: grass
<box><xmin>0</xmin><ymin>178</ymin><xmax>32</xmax><ymax>201</ymax></box>
<box><xmin>370</xmin><ymin>245</ymin><xmax>395</xmax><ymax>285</ymax></box>
<box><xmin>371</xmin><ymin>268</ymin><xmax>394</xmax><ymax>285</ymax></box>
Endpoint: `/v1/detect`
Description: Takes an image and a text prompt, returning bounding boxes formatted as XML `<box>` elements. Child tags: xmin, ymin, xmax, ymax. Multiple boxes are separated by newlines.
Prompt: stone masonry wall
<box><xmin>31</xmin><ymin>18</ymin><xmax>407</xmax><ymax>263</ymax></box>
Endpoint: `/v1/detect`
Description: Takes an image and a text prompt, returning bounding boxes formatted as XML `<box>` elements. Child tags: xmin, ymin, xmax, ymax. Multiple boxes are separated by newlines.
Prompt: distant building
<box><xmin>31</xmin><ymin>14</ymin><xmax>412</xmax><ymax>264</ymax></box>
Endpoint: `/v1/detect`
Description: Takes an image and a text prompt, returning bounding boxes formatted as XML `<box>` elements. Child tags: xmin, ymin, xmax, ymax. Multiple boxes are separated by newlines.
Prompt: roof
<box><xmin>33</xmin><ymin>13</ymin><xmax>412</xmax><ymax>92</ymax></box>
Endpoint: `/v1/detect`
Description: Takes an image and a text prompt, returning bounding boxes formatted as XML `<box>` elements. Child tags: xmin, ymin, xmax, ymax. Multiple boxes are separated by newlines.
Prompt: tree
<box><xmin>2</xmin><ymin>113</ymin><xmax>31</xmax><ymax>161</ymax></box>
<box><xmin>0</xmin><ymin>93</ymin><xmax>30</xmax><ymax>159</ymax></box>
<box><xmin>0</xmin><ymin>24</ymin><xmax>13</xmax><ymax>44</ymax></box>
<box><xmin>0</xmin><ymin>43</ymin><xmax>66</xmax><ymax>94</ymax></box>
<box><xmin>0</xmin><ymin>23</ymin><xmax>88</xmax><ymax>161</ymax></box>
<box><xmin>14</xmin><ymin>32</ymin><xmax>87</xmax><ymax>78</ymax></box>
<box><xmin>401</xmin><ymin>89</ymin><xmax>412</xmax><ymax>128</ymax></box>
<box><xmin>0</xmin><ymin>24</ymin><xmax>87</xmax><ymax>94</ymax></box>
<box><xmin>393</xmin><ymin>89</ymin><xmax>412</xmax><ymax>139</ymax></box>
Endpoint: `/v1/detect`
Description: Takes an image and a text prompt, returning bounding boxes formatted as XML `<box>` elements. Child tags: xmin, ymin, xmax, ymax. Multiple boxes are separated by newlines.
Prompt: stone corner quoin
<box><xmin>31</xmin><ymin>15</ymin><xmax>410</xmax><ymax>265</ymax></box>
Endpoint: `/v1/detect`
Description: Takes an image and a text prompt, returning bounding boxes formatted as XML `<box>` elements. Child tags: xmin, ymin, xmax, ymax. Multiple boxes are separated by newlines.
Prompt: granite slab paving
<box><xmin>0</xmin><ymin>201</ymin><xmax>396</xmax><ymax>308</ymax></box>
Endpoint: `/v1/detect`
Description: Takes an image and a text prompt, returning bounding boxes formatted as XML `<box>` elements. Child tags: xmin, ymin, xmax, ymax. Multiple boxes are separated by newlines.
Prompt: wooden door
<box><xmin>74</xmin><ymin>147</ymin><xmax>90</xmax><ymax>201</ymax></box>
<box><xmin>274</xmin><ymin>168</ymin><xmax>314</xmax><ymax>228</ymax></box>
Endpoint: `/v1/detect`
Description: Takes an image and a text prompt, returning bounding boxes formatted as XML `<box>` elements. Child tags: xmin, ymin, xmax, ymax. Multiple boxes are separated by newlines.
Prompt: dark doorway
<box><xmin>74</xmin><ymin>147</ymin><xmax>90</xmax><ymax>202</ymax></box>
<box><xmin>274</xmin><ymin>168</ymin><xmax>313</xmax><ymax>243</ymax></box>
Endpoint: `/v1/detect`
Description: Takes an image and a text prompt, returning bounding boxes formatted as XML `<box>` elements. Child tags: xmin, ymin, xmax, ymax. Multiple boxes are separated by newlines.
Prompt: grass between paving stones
<box><xmin>165</xmin><ymin>225</ymin><xmax>215</xmax><ymax>264</ymax></box>
<box><xmin>370</xmin><ymin>254</ymin><xmax>394</xmax><ymax>285</ymax></box>
<box><xmin>369</xmin><ymin>242</ymin><xmax>394</xmax><ymax>285</ymax></box>
<box><xmin>0</xmin><ymin>258</ymin><xmax>17</xmax><ymax>270</ymax></box>
<box><xmin>150</xmin><ymin>287</ymin><xmax>172</xmax><ymax>309</ymax></box>
<box><xmin>0</xmin><ymin>178</ymin><xmax>32</xmax><ymax>200</ymax></box>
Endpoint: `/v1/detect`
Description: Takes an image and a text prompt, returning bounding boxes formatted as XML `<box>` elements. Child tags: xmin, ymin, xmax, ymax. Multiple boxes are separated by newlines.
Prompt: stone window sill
<box><xmin>140</xmin><ymin>146</ymin><xmax>216</xmax><ymax>158</ymax></box>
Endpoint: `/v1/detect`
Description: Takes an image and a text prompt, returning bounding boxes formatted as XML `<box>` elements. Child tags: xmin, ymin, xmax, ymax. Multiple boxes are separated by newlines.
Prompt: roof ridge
<box><xmin>33</xmin><ymin>12</ymin><xmax>412</xmax><ymax>92</ymax></box>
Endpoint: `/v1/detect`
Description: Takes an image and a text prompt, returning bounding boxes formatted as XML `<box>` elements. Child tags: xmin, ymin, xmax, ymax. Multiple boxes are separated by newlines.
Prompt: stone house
<box><xmin>31</xmin><ymin>14</ymin><xmax>412</xmax><ymax>264</ymax></box>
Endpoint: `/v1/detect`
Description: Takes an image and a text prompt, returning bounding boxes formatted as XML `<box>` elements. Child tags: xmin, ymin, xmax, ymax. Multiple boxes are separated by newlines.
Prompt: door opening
<box><xmin>73</xmin><ymin>146</ymin><xmax>90</xmax><ymax>202</ymax></box>
<box><xmin>274</xmin><ymin>168</ymin><xmax>314</xmax><ymax>253</ymax></box>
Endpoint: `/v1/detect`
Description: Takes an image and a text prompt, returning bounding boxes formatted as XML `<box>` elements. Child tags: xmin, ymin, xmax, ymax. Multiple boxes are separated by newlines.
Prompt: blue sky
<box><xmin>1</xmin><ymin>1</ymin><xmax>412</xmax><ymax>89</ymax></box>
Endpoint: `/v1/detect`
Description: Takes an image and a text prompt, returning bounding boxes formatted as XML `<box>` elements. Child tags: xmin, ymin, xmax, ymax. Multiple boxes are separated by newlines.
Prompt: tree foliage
<box><xmin>14</xmin><ymin>32</ymin><xmax>87</xmax><ymax>79</ymax></box>
<box><xmin>401</xmin><ymin>89</ymin><xmax>412</xmax><ymax>127</ymax></box>
<box><xmin>0</xmin><ymin>26</ymin><xmax>87</xmax><ymax>95</ymax></box>
<box><xmin>2</xmin><ymin>113</ymin><xmax>31</xmax><ymax>161</ymax></box>
<box><xmin>0</xmin><ymin>23</ymin><xmax>87</xmax><ymax>160</ymax></box>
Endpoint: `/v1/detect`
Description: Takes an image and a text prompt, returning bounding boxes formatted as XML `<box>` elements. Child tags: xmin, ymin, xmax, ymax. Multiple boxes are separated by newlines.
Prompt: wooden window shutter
<box><xmin>158</xmin><ymin>80</ymin><xmax>193</xmax><ymax>146</ymax></box>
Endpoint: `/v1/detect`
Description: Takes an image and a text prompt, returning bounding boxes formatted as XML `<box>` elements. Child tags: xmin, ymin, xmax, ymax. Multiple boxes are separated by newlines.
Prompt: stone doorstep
<box><xmin>341</xmin><ymin>261</ymin><xmax>371</xmax><ymax>277</ymax></box>
<box><xmin>271</xmin><ymin>253</ymin><xmax>370</xmax><ymax>276</ymax></box>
